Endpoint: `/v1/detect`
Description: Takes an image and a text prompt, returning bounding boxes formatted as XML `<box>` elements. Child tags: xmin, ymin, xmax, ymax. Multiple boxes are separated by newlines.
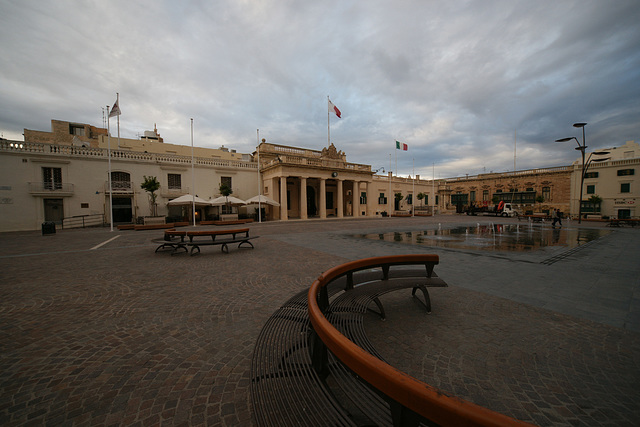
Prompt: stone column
<box><xmin>319</xmin><ymin>178</ymin><xmax>327</xmax><ymax>219</ymax></box>
<box><xmin>280</xmin><ymin>176</ymin><xmax>288</xmax><ymax>221</ymax></box>
<box><xmin>300</xmin><ymin>177</ymin><xmax>307</xmax><ymax>220</ymax></box>
<box><xmin>352</xmin><ymin>181</ymin><xmax>360</xmax><ymax>217</ymax></box>
<box><xmin>337</xmin><ymin>179</ymin><xmax>344</xmax><ymax>218</ymax></box>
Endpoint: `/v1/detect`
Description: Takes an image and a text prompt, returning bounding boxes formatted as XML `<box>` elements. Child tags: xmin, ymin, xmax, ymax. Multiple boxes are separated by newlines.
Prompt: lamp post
<box><xmin>556</xmin><ymin>123</ymin><xmax>609</xmax><ymax>224</ymax></box>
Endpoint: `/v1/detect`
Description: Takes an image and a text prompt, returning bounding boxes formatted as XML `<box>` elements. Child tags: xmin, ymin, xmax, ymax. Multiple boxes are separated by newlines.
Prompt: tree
<box><xmin>219</xmin><ymin>182</ymin><xmax>232</xmax><ymax>197</ymax></box>
<box><xmin>219</xmin><ymin>182</ymin><xmax>233</xmax><ymax>213</ymax></box>
<box><xmin>588</xmin><ymin>194</ymin><xmax>603</xmax><ymax>204</ymax></box>
<box><xmin>141</xmin><ymin>176</ymin><xmax>160</xmax><ymax>216</ymax></box>
<box><xmin>417</xmin><ymin>192</ymin><xmax>425</xmax><ymax>206</ymax></box>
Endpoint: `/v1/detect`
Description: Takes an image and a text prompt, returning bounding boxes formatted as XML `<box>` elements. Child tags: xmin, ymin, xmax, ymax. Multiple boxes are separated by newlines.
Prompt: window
<box><xmin>495</xmin><ymin>189</ymin><xmax>502</xmax><ymax>193</ymax></box>
<box><xmin>168</xmin><ymin>174</ymin><xmax>181</xmax><ymax>190</ymax></box>
<box><xmin>617</xmin><ymin>169</ymin><xmax>635</xmax><ymax>176</ymax></box>
<box><xmin>542</xmin><ymin>186</ymin><xmax>550</xmax><ymax>201</ymax></box>
<box><xmin>360</xmin><ymin>192</ymin><xmax>367</xmax><ymax>205</ymax></box>
<box><xmin>621</xmin><ymin>183</ymin><xmax>630</xmax><ymax>193</ymax></box>
<box><xmin>482</xmin><ymin>190</ymin><xmax>489</xmax><ymax>201</ymax></box>
<box><xmin>584</xmin><ymin>172</ymin><xmax>599</xmax><ymax>179</ymax></box>
<box><xmin>221</xmin><ymin>176</ymin><xmax>232</xmax><ymax>188</ymax></box>
<box><xmin>42</xmin><ymin>167</ymin><xmax>62</xmax><ymax>190</ymax></box>
<box><xmin>586</xmin><ymin>185</ymin><xmax>595</xmax><ymax>194</ymax></box>
<box><xmin>470</xmin><ymin>191</ymin><xmax>476</xmax><ymax>202</ymax></box>
<box><xmin>406</xmin><ymin>194</ymin><xmax>413</xmax><ymax>204</ymax></box>
<box><xmin>378</xmin><ymin>193</ymin><xmax>387</xmax><ymax>204</ymax></box>
<box><xmin>69</xmin><ymin>124</ymin><xmax>84</xmax><ymax>136</ymax></box>
<box><xmin>526</xmin><ymin>187</ymin><xmax>534</xmax><ymax>192</ymax></box>
<box><xmin>110</xmin><ymin>171</ymin><xmax>131</xmax><ymax>190</ymax></box>
<box><xmin>81</xmin><ymin>203</ymin><xmax>89</xmax><ymax>209</ymax></box>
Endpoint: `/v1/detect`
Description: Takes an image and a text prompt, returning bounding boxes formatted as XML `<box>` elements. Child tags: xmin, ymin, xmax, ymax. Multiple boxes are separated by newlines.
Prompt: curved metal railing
<box><xmin>308</xmin><ymin>254</ymin><xmax>534</xmax><ymax>426</ymax></box>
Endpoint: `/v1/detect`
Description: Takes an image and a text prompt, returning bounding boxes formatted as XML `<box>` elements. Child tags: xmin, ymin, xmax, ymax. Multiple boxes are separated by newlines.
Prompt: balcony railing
<box><xmin>263</xmin><ymin>155</ymin><xmax>371</xmax><ymax>172</ymax></box>
<box><xmin>28</xmin><ymin>182</ymin><xmax>74</xmax><ymax>195</ymax></box>
<box><xmin>105</xmin><ymin>180</ymin><xmax>133</xmax><ymax>193</ymax></box>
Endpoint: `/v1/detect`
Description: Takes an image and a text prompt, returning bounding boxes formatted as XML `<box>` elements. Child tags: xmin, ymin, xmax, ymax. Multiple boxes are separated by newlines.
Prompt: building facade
<box><xmin>1</xmin><ymin>121</ymin><xmax>258</xmax><ymax>231</ymax></box>
<box><xmin>571</xmin><ymin>140</ymin><xmax>640</xmax><ymax>219</ymax></box>
<box><xmin>1</xmin><ymin>118</ymin><xmax>637</xmax><ymax>231</ymax></box>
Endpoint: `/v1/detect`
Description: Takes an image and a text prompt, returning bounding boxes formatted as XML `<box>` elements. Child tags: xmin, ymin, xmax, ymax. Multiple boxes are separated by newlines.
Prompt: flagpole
<box><xmin>327</xmin><ymin>95</ymin><xmax>330</xmax><ymax>146</ymax></box>
<box><xmin>116</xmin><ymin>93</ymin><xmax>120</xmax><ymax>149</ymax></box>
<box><xmin>191</xmin><ymin>118</ymin><xmax>196</xmax><ymax>226</ymax></box>
<box><xmin>412</xmin><ymin>158</ymin><xmax>415</xmax><ymax>217</ymax></box>
<box><xmin>257</xmin><ymin>129</ymin><xmax>262</xmax><ymax>223</ymax></box>
<box><xmin>395</xmin><ymin>144</ymin><xmax>398</xmax><ymax>176</ymax></box>
<box><xmin>432</xmin><ymin>162</ymin><xmax>435</xmax><ymax>215</ymax></box>
<box><xmin>388</xmin><ymin>153</ymin><xmax>392</xmax><ymax>217</ymax></box>
<box><xmin>107</xmin><ymin>106</ymin><xmax>114</xmax><ymax>232</ymax></box>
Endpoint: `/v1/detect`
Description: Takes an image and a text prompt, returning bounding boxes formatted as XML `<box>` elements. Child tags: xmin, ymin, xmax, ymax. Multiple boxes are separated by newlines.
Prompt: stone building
<box><xmin>1</xmin><ymin>120</ymin><xmax>258</xmax><ymax>231</ymax></box>
<box><xmin>1</xmin><ymin>118</ymin><xmax>636</xmax><ymax>231</ymax></box>
<box><xmin>439</xmin><ymin>166</ymin><xmax>572</xmax><ymax>215</ymax></box>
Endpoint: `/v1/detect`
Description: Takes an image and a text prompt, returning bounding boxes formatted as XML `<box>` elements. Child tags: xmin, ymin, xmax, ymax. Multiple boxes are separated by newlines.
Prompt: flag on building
<box><xmin>396</xmin><ymin>141</ymin><xmax>408</xmax><ymax>151</ymax></box>
<box><xmin>328</xmin><ymin>99</ymin><xmax>341</xmax><ymax>118</ymax></box>
<box><xmin>109</xmin><ymin>99</ymin><xmax>121</xmax><ymax>118</ymax></box>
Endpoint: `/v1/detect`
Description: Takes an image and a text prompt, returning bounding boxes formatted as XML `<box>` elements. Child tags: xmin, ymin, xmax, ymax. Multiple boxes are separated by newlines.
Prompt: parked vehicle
<box><xmin>465</xmin><ymin>201</ymin><xmax>518</xmax><ymax>217</ymax></box>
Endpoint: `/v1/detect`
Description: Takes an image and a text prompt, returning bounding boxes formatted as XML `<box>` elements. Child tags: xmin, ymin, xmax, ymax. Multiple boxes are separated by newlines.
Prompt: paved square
<box><xmin>1</xmin><ymin>216</ymin><xmax>638</xmax><ymax>426</ymax></box>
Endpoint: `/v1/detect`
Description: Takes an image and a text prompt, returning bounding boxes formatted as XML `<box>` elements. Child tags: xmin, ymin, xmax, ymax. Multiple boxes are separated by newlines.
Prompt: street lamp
<box><xmin>556</xmin><ymin>123</ymin><xmax>609</xmax><ymax>224</ymax></box>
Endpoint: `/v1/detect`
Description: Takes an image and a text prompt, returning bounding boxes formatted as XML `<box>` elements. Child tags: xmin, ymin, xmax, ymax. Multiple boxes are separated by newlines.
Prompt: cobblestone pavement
<box><xmin>0</xmin><ymin>216</ymin><xmax>639</xmax><ymax>426</ymax></box>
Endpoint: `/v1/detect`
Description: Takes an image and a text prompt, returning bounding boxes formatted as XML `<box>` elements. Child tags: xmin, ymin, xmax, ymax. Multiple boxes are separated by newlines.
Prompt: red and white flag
<box><xmin>109</xmin><ymin>99</ymin><xmax>121</xmax><ymax>118</ymax></box>
<box><xmin>328</xmin><ymin>99</ymin><xmax>341</xmax><ymax>118</ymax></box>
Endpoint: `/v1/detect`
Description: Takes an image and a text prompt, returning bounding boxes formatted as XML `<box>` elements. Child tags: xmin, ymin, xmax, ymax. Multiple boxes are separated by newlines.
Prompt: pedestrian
<box><xmin>551</xmin><ymin>208</ymin><xmax>558</xmax><ymax>227</ymax></box>
<box><xmin>556</xmin><ymin>209</ymin><xmax>563</xmax><ymax>227</ymax></box>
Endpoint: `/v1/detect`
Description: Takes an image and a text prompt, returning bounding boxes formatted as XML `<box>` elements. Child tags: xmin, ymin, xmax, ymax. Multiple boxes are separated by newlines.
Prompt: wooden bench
<box><xmin>185</xmin><ymin>228</ymin><xmax>257</xmax><ymax>255</ymax></box>
<box><xmin>153</xmin><ymin>229</ymin><xmax>188</xmax><ymax>254</ymax></box>
<box><xmin>251</xmin><ymin>256</ymin><xmax>456</xmax><ymax>425</ymax></box>
<box><xmin>154</xmin><ymin>228</ymin><xmax>258</xmax><ymax>256</ymax></box>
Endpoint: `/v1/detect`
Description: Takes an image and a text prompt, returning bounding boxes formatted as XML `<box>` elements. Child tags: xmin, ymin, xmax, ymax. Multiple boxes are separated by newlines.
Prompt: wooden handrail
<box><xmin>308</xmin><ymin>255</ymin><xmax>535</xmax><ymax>426</ymax></box>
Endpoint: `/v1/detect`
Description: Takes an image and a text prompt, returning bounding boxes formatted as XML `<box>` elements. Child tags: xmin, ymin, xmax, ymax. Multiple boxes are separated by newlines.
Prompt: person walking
<box><xmin>556</xmin><ymin>209</ymin><xmax>563</xmax><ymax>227</ymax></box>
<box><xmin>551</xmin><ymin>208</ymin><xmax>559</xmax><ymax>227</ymax></box>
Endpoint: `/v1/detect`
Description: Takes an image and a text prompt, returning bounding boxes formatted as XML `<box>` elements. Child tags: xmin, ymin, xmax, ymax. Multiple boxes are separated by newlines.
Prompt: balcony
<box><xmin>29</xmin><ymin>182</ymin><xmax>74</xmax><ymax>196</ymax></box>
<box><xmin>105</xmin><ymin>180</ymin><xmax>134</xmax><ymax>194</ymax></box>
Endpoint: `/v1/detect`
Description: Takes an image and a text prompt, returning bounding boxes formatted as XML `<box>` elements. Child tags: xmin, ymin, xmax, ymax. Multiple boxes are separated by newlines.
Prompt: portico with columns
<box><xmin>256</xmin><ymin>141</ymin><xmax>375</xmax><ymax>220</ymax></box>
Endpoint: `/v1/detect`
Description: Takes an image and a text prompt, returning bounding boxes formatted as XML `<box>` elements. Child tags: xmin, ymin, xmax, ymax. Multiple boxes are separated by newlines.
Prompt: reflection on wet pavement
<box><xmin>357</xmin><ymin>224</ymin><xmax>611</xmax><ymax>252</ymax></box>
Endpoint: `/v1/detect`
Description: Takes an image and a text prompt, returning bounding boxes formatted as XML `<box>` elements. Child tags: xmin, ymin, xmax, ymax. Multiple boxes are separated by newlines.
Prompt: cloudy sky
<box><xmin>1</xmin><ymin>0</ymin><xmax>639</xmax><ymax>179</ymax></box>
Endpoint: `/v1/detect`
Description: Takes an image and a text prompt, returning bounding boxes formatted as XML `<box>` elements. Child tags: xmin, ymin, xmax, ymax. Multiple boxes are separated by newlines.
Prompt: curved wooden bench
<box><xmin>308</xmin><ymin>255</ymin><xmax>534</xmax><ymax>426</ymax></box>
<box><xmin>256</xmin><ymin>256</ymin><xmax>517</xmax><ymax>426</ymax></box>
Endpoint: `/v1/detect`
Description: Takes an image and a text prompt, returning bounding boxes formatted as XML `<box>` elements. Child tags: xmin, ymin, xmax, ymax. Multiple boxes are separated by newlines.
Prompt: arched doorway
<box><xmin>307</xmin><ymin>186</ymin><xmax>317</xmax><ymax>216</ymax></box>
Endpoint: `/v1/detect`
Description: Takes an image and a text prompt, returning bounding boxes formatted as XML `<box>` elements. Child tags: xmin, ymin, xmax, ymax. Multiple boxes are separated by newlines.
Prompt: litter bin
<box><xmin>42</xmin><ymin>221</ymin><xmax>56</xmax><ymax>235</ymax></box>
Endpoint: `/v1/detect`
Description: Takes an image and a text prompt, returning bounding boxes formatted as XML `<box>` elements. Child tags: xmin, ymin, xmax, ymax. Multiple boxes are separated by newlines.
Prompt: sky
<box><xmin>1</xmin><ymin>0</ymin><xmax>639</xmax><ymax>179</ymax></box>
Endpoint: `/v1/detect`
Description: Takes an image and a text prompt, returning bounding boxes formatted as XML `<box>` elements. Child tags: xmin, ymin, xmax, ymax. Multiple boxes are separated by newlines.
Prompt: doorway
<box><xmin>306</xmin><ymin>186</ymin><xmax>317</xmax><ymax>216</ymax></box>
<box><xmin>112</xmin><ymin>197</ymin><xmax>133</xmax><ymax>223</ymax></box>
<box><xmin>44</xmin><ymin>198</ymin><xmax>64</xmax><ymax>223</ymax></box>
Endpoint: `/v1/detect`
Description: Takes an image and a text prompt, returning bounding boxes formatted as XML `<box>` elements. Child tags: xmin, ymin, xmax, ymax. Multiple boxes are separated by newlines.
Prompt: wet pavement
<box><xmin>0</xmin><ymin>216</ymin><xmax>639</xmax><ymax>426</ymax></box>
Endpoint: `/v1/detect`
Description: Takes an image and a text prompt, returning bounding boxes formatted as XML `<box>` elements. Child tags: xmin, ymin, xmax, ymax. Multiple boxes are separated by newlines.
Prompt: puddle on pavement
<box><xmin>357</xmin><ymin>224</ymin><xmax>611</xmax><ymax>252</ymax></box>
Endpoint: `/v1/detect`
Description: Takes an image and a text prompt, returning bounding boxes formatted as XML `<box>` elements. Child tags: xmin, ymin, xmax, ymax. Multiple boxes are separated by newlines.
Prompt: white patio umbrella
<box><xmin>244</xmin><ymin>194</ymin><xmax>280</xmax><ymax>206</ymax></box>
<box><xmin>167</xmin><ymin>194</ymin><xmax>210</xmax><ymax>206</ymax></box>
<box><xmin>209</xmin><ymin>195</ymin><xmax>247</xmax><ymax>206</ymax></box>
